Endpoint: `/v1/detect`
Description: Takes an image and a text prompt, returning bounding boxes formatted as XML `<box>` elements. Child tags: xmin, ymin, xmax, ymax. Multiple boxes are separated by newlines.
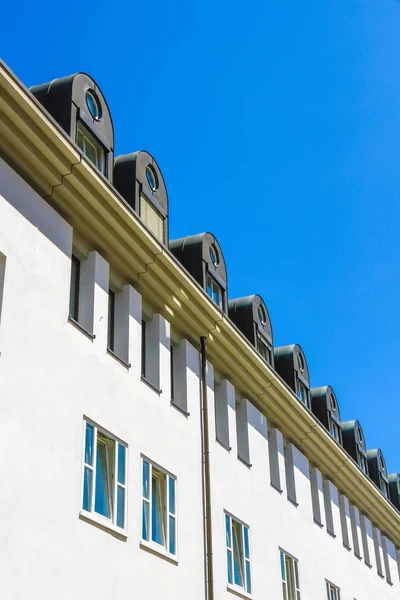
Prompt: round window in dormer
<box><xmin>357</xmin><ymin>428</ymin><xmax>363</xmax><ymax>445</ymax></box>
<box><xmin>330</xmin><ymin>394</ymin><xmax>337</xmax><ymax>411</ymax></box>
<box><xmin>146</xmin><ymin>165</ymin><xmax>158</xmax><ymax>191</ymax></box>
<box><xmin>258</xmin><ymin>304</ymin><xmax>266</xmax><ymax>325</ymax></box>
<box><xmin>86</xmin><ymin>90</ymin><xmax>102</xmax><ymax>120</ymax></box>
<box><xmin>297</xmin><ymin>352</ymin><xmax>304</xmax><ymax>373</ymax></box>
<box><xmin>379</xmin><ymin>455</ymin><xmax>385</xmax><ymax>472</ymax></box>
<box><xmin>209</xmin><ymin>244</ymin><xmax>219</xmax><ymax>267</ymax></box>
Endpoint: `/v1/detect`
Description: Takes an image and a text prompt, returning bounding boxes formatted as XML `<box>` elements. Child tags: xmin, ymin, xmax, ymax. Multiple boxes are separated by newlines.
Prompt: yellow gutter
<box><xmin>1</xmin><ymin>60</ymin><xmax>399</xmax><ymax>548</ymax></box>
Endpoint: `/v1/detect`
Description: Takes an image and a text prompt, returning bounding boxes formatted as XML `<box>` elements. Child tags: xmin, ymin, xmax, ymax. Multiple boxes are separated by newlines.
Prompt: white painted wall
<box><xmin>0</xmin><ymin>157</ymin><xmax>399</xmax><ymax>600</ymax></box>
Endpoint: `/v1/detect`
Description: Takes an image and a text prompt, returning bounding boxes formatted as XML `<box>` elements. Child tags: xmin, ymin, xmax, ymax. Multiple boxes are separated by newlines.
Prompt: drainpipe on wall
<box><xmin>200</xmin><ymin>336</ymin><xmax>214</xmax><ymax>600</ymax></box>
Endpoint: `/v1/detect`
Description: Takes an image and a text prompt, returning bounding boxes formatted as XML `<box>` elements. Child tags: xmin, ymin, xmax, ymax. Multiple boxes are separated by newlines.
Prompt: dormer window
<box><xmin>140</xmin><ymin>193</ymin><xmax>164</xmax><ymax>242</ymax></box>
<box><xmin>296</xmin><ymin>380</ymin><xmax>308</xmax><ymax>406</ymax></box>
<box><xmin>85</xmin><ymin>90</ymin><xmax>102</xmax><ymax>120</ymax></box>
<box><xmin>358</xmin><ymin>452</ymin><xmax>368</xmax><ymax>475</ymax></box>
<box><xmin>206</xmin><ymin>274</ymin><xmax>223</xmax><ymax>309</ymax></box>
<box><xmin>380</xmin><ymin>479</ymin><xmax>389</xmax><ymax>499</ymax></box>
<box><xmin>209</xmin><ymin>244</ymin><xmax>219</xmax><ymax>267</ymax></box>
<box><xmin>329</xmin><ymin>421</ymin><xmax>341</xmax><ymax>443</ymax></box>
<box><xmin>257</xmin><ymin>333</ymin><xmax>272</xmax><ymax>364</ymax></box>
<box><xmin>145</xmin><ymin>164</ymin><xmax>158</xmax><ymax>191</ymax></box>
<box><xmin>77</xmin><ymin>121</ymin><xmax>106</xmax><ymax>175</ymax></box>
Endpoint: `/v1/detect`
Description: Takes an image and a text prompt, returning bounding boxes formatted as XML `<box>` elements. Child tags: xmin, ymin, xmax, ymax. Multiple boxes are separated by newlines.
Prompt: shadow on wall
<box><xmin>0</xmin><ymin>159</ymin><xmax>72</xmax><ymax>258</ymax></box>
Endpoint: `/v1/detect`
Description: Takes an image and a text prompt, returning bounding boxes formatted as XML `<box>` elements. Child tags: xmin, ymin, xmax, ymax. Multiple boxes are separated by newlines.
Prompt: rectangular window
<box><xmin>69</xmin><ymin>254</ymin><xmax>81</xmax><ymax>322</ymax></box>
<box><xmin>284</xmin><ymin>443</ymin><xmax>297</xmax><ymax>505</ymax></box>
<box><xmin>108</xmin><ymin>288</ymin><xmax>116</xmax><ymax>351</ymax></box>
<box><xmin>140</xmin><ymin>193</ymin><xmax>164</xmax><ymax>242</ymax></box>
<box><xmin>380</xmin><ymin>478</ymin><xmax>389</xmax><ymax>499</ymax></box>
<box><xmin>329</xmin><ymin>419</ymin><xmax>341</xmax><ymax>443</ymax></box>
<box><xmin>214</xmin><ymin>379</ymin><xmax>230</xmax><ymax>450</ymax></box>
<box><xmin>339</xmin><ymin>494</ymin><xmax>351</xmax><ymax>549</ymax></box>
<box><xmin>310</xmin><ymin>466</ymin><xmax>322</xmax><ymax>525</ymax></box>
<box><xmin>225</xmin><ymin>513</ymin><xmax>251</xmax><ymax>594</ymax></box>
<box><xmin>326</xmin><ymin>581</ymin><xmax>340</xmax><ymax>600</ymax></box>
<box><xmin>323</xmin><ymin>479</ymin><xmax>335</xmax><ymax>536</ymax></box>
<box><xmin>206</xmin><ymin>274</ymin><xmax>223</xmax><ymax>309</ymax></box>
<box><xmin>360</xmin><ymin>514</ymin><xmax>372</xmax><ymax>566</ymax></box>
<box><xmin>280</xmin><ymin>550</ymin><xmax>301</xmax><ymax>600</ymax></box>
<box><xmin>142</xmin><ymin>458</ymin><xmax>177</xmax><ymax>556</ymax></box>
<box><xmin>76</xmin><ymin>121</ymin><xmax>106</xmax><ymax>174</ymax></box>
<box><xmin>358</xmin><ymin>451</ymin><xmax>368</xmax><ymax>475</ymax></box>
<box><xmin>82</xmin><ymin>420</ymin><xmax>127</xmax><ymax>530</ymax></box>
<box><xmin>236</xmin><ymin>399</ymin><xmax>250</xmax><ymax>466</ymax></box>
<box><xmin>268</xmin><ymin>426</ymin><xmax>282</xmax><ymax>492</ymax></box>
<box><xmin>296</xmin><ymin>380</ymin><xmax>309</xmax><ymax>408</ymax></box>
<box><xmin>256</xmin><ymin>333</ymin><xmax>272</xmax><ymax>364</ymax></box>
<box><xmin>141</xmin><ymin>319</ymin><xmax>146</xmax><ymax>378</ymax></box>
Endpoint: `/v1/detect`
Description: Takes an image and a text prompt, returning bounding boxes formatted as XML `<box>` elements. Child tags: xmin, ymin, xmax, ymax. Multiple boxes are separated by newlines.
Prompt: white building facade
<box><xmin>0</xmin><ymin>60</ymin><xmax>399</xmax><ymax>600</ymax></box>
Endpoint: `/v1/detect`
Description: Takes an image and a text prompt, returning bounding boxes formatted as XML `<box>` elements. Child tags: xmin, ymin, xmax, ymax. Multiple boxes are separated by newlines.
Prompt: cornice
<box><xmin>1</xmin><ymin>60</ymin><xmax>399</xmax><ymax>548</ymax></box>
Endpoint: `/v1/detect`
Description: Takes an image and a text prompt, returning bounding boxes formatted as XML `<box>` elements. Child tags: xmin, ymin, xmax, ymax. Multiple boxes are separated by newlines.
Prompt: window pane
<box><xmin>227</xmin><ymin>549</ymin><xmax>233</xmax><ymax>584</ymax></box>
<box><xmin>244</xmin><ymin>526</ymin><xmax>249</xmax><ymax>559</ymax></box>
<box><xmin>85</xmin><ymin>423</ymin><xmax>94</xmax><ymax>465</ymax></box>
<box><xmin>169</xmin><ymin>515</ymin><xmax>176</xmax><ymax>555</ymax></box>
<box><xmin>280</xmin><ymin>551</ymin><xmax>286</xmax><ymax>581</ymax></box>
<box><xmin>294</xmin><ymin>560</ymin><xmax>300</xmax><ymax>587</ymax></box>
<box><xmin>286</xmin><ymin>556</ymin><xmax>295</xmax><ymax>600</ymax></box>
<box><xmin>282</xmin><ymin>582</ymin><xmax>288</xmax><ymax>600</ymax></box>
<box><xmin>142</xmin><ymin>500</ymin><xmax>149</xmax><ymax>540</ymax></box>
<box><xmin>232</xmin><ymin>522</ymin><xmax>244</xmax><ymax>587</ymax></box>
<box><xmin>206</xmin><ymin>276</ymin><xmax>212</xmax><ymax>299</ymax></box>
<box><xmin>118</xmin><ymin>444</ymin><xmax>125</xmax><ymax>485</ymax></box>
<box><xmin>226</xmin><ymin>514</ymin><xmax>231</xmax><ymax>548</ymax></box>
<box><xmin>169</xmin><ymin>477</ymin><xmax>175</xmax><ymax>515</ymax></box>
<box><xmin>83</xmin><ymin>466</ymin><xmax>92</xmax><ymax>511</ymax></box>
<box><xmin>245</xmin><ymin>560</ymin><xmax>251</xmax><ymax>594</ymax></box>
<box><xmin>95</xmin><ymin>437</ymin><xmax>112</xmax><ymax>519</ymax></box>
<box><xmin>143</xmin><ymin>460</ymin><xmax>150</xmax><ymax>499</ymax></box>
<box><xmin>70</xmin><ymin>255</ymin><xmax>80</xmax><ymax>321</ymax></box>
<box><xmin>151</xmin><ymin>474</ymin><xmax>165</xmax><ymax>546</ymax></box>
<box><xmin>117</xmin><ymin>486</ymin><xmax>125</xmax><ymax>529</ymax></box>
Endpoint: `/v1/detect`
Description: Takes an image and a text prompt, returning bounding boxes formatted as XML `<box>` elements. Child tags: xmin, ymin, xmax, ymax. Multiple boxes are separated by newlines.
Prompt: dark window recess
<box><xmin>141</xmin><ymin>320</ymin><xmax>146</xmax><ymax>378</ymax></box>
<box><xmin>69</xmin><ymin>255</ymin><xmax>81</xmax><ymax>321</ymax></box>
<box><xmin>108</xmin><ymin>289</ymin><xmax>116</xmax><ymax>351</ymax></box>
<box><xmin>170</xmin><ymin>345</ymin><xmax>175</xmax><ymax>401</ymax></box>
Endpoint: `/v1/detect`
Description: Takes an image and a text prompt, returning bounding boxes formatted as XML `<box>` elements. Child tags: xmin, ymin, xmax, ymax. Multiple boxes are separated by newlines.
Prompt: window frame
<box><xmin>141</xmin><ymin>456</ymin><xmax>177</xmax><ymax>558</ymax></box>
<box><xmin>256</xmin><ymin>332</ymin><xmax>272</xmax><ymax>364</ymax></box>
<box><xmin>69</xmin><ymin>254</ymin><xmax>81</xmax><ymax>322</ymax></box>
<box><xmin>225</xmin><ymin>511</ymin><xmax>252</xmax><ymax>596</ymax></box>
<box><xmin>206</xmin><ymin>273</ymin><xmax>223</xmax><ymax>309</ymax></box>
<box><xmin>80</xmin><ymin>418</ymin><xmax>127</xmax><ymax>535</ymax></box>
<box><xmin>326</xmin><ymin>580</ymin><xmax>341</xmax><ymax>600</ymax></box>
<box><xmin>76</xmin><ymin>120</ymin><xmax>107</xmax><ymax>175</ymax></box>
<box><xmin>296</xmin><ymin>378</ymin><xmax>309</xmax><ymax>408</ymax></box>
<box><xmin>280</xmin><ymin>549</ymin><xmax>301</xmax><ymax>600</ymax></box>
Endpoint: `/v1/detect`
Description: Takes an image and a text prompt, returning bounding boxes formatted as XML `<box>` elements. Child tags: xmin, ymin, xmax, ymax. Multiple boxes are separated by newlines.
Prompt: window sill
<box><xmin>79</xmin><ymin>509</ymin><xmax>127</xmax><ymax>538</ymax></box>
<box><xmin>140</xmin><ymin>539</ymin><xmax>178</xmax><ymax>565</ymax></box>
<box><xmin>107</xmin><ymin>347</ymin><xmax>131</xmax><ymax>369</ymax></box>
<box><xmin>237</xmin><ymin>455</ymin><xmax>252</xmax><ymax>469</ymax></box>
<box><xmin>141</xmin><ymin>375</ymin><xmax>162</xmax><ymax>395</ymax></box>
<box><xmin>313</xmin><ymin>518</ymin><xmax>324</xmax><ymax>529</ymax></box>
<box><xmin>68</xmin><ymin>317</ymin><xmax>95</xmax><ymax>340</ymax></box>
<box><xmin>327</xmin><ymin>529</ymin><xmax>336</xmax><ymax>539</ymax></box>
<box><xmin>270</xmin><ymin>482</ymin><xmax>283</xmax><ymax>494</ymax></box>
<box><xmin>171</xmin><ymin>400</ymin><xmax>190</xmax><ymax>417</ymax></box>
<box><xmin>227</xmin><ymin>583</ymin><xmax>252</xmax><ymax>599</ymax></box>
<box><xmin>287</xmin><ymin>496</ymin><xmax>298</xmax><ymax>507</ymax></box>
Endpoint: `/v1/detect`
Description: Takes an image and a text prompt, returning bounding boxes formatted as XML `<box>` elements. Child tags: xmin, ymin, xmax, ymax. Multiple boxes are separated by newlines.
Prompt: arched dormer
<box><xmin>169</xmin><ymin>233</ymin><xmax>227</xmax><ymax>312</ymax></box>
<box><xmin>30</xmin><ymin>73</ymin><xmax>114</xmax><ymax>180</ymax></box>
<box><xmin>341</xmin><ymin>420</ymin><xmax>369</xmax><ymax>476</ymax></box>
<box><xmin>228</xmin><ymin>295</ymin><xmax>274</xmax><ymax>366</ymax></box>
<box><xmin>114</xmin><ymin>151</ymin><xmax>168</xmax><ymax>244</ymax></box>
<box><xmin>367</xmin><ymin>449</ymin><xmax>390</xmax><ymax>500</ymax></box>
<box><xmin>274</xmin><ymin>344</ymin><xmax>310</xmax><ymax>409</ymax></box>
<box><xmin>388</xmin><ymin>474</ymin><xmax>400</xmax><ymax>510</ymax></box>
<box><xmin>311</xmin><ymin>386</ymin><xmax>342</xmax><ymax>444</ymax></box>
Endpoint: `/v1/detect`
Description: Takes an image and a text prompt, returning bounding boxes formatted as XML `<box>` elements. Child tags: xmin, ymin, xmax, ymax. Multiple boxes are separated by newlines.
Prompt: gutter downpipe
<box><xmin>200</xmin><ymin>335</ymin><xmax>214</xmax><ymax>600</ymax></box>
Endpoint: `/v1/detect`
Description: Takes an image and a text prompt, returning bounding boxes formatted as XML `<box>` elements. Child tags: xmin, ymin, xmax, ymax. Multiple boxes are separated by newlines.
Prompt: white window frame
<box><xmin>326</xmin><ymin>580</ymin><xmax>341</xmax><ymax>600</ymax></box>
<box><xmin>76</xmin><ymin>120</ymin><xmax>106</xmax><ymax>174</ymax></box>
<box><xmin>225</xmin><ymin>512</ymin><xmax>252</xmax><ymax>596</ymax></box>
<box><xmin>80</xmin><ymin>418</ymin><xmax>127</xmax><ymax>535</ymax></box>
<box><xmin>280</xmin><ymin>550</ymin><xmax>301</xmax><ymax>600</ymax></box>
<box><xmin>141</xmin><ymin>456</ymin><xmax>177</xmax><ymax>558</ymax></box>
<box><xmin>206</xmin><ymin>274</ymin><xmax>223</xmax><ymax>309</ymax></box>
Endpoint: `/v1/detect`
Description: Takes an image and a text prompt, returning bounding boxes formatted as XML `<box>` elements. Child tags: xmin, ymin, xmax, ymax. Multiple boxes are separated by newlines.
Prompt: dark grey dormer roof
<box><xmin>30</xmin><ymin>72</ymin><xmax>114</xmax><ymax>181</ymax></box>
<box><xmin>169</xmin><ymin>233</ymin><xmax>228</xmax><ymax>312</ymax></box>
<box><xmin>311</xmin><ymin>386</ymin><xmax>341</xmax><ymax>438</ymax></box>
<box><xmin>114</xmin><ymin>151</ymin><xmax>168</xmax><ymax>243</ymax></box>
<box><xmin>274</xmin><ymin>344</ymin><xmax>310</xmax><ymax>391</ymax></box>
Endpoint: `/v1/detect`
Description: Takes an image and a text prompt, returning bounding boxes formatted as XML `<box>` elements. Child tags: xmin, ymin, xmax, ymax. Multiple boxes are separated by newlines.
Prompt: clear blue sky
<box><xmin>2</xmin><ymin>0</ymin><xmax>400</xmax><ymax>473</ymax></box>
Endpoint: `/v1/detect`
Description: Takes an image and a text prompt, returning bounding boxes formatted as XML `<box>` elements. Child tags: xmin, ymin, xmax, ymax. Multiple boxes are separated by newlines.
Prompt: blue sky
<box><xmin>3</xmin><ymin>0</ymin><xmax>400</xmax><ymax>472</ymax></box>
